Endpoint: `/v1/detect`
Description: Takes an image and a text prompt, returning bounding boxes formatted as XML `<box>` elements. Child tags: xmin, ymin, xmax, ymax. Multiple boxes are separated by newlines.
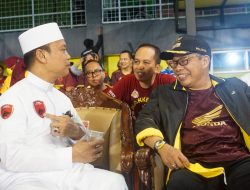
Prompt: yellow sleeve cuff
<box><xmin>136</xmin><ymin>128</ymin><xmax>164</xmax><ymax>146</ymax></box>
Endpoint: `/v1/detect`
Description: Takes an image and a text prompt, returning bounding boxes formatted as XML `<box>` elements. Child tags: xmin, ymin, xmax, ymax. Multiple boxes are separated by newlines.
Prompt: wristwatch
<box><xmin>154</xmin><ymin>139</ymin><xmax>166</xmax><ymax>152</ymax></box>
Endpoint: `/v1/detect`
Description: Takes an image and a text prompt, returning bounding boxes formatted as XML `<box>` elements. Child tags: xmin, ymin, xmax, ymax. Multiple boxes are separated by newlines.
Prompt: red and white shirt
<box><xmin>108</xmin><ymin>73</ymin><xmax>175</xmax><ymax>120</ymax></box>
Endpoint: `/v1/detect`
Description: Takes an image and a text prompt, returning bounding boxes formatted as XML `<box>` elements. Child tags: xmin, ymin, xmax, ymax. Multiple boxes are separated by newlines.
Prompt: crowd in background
<box><xmin>1</xmin><ymin>22</ymin><xmax>250</xmax><ymax>190</ymax></box>
<box><xmin>0</xmin><ymin>40</ymin><xmax>174</xmax><ymax>96</ymax></box>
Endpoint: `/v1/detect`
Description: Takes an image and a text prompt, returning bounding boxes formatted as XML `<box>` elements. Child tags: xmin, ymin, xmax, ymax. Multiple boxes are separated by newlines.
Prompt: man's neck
<box><xmin>139</xmin><ymin>74</ymin><xmax>156</xmax><ymax>89</ymax></box>
<box><xmin>189</xmin><ymin>75</ymin><xmax>212</xmax><ymax>90</ymax></box>
<box><xmin>29</xmin><ymin>67</ymin><xmax>56</xmax><ymax>84</ymax></box>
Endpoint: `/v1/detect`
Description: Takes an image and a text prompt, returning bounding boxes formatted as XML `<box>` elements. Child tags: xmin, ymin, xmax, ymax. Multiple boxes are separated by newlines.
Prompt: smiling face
<box><xmin>119</xmin><ymin>52</ymin><xmax>133</xmax><ymax>70</ymax></box>
<box><xmin>169</xmin><ymin>53</ymin><xmax>211</xmax><ymax>90</ymax></box>
<box><xmin>133</xmin><ymin>46</ymin><xmax>158</xmax><ymax>86</ymax></box>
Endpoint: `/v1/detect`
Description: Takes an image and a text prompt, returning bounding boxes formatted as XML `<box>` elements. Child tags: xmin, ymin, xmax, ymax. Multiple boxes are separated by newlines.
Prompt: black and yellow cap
<box><xmin>160</xmin><ymin>35</ymin><xmax>211</xmax><ymax>60</ymax></box>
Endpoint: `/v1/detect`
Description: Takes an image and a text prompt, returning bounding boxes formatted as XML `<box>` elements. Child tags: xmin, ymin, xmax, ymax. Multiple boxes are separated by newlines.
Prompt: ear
<box><xmin>35</xmin><ymin>49</ymin><xmax>47</xmax><ymax>64</ymax></box>
<box><xmin>202</xmin><ymin>55</ymin><xmax>210</xmax><ymax>69</ymax></box>
<box><xmin>155</xmin><ymin>64</ymin><xmax>161</xmax><ymax>73</ymax></box>
<box><xmin>101</xmin><ymin>70</ymin><xmax>106</xmax><ymax>78</ymax></box>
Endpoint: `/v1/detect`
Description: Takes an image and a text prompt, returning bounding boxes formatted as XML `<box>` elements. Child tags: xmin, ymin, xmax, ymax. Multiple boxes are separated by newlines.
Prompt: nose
<box><xmin>66</xmin><ymin>50</ymin><xmax>71</xmax><ymax>60</ymax></box>
<box><xmin>91</xmin><ymin>74</ymin><xmax>97</xmax><ymax>78</ymax></box>
<box><xmin>136</xmin><ymin>62</ymin><xmax>144</xmax><ymax>70</ymax></box>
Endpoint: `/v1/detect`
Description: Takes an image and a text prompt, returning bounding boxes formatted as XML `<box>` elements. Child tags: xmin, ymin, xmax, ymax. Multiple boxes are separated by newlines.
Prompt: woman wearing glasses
<box><xmin>83</xmin><ymin>60</ymin><xmax>112</xmax><ymax>93</ymax></box>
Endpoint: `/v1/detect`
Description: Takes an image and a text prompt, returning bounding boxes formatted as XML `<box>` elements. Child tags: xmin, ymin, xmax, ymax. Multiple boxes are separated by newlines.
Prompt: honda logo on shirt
<box><xmin>33</xmin><ymin>100</ymin><xmax>46</xmax><ymax>118</ymax></box>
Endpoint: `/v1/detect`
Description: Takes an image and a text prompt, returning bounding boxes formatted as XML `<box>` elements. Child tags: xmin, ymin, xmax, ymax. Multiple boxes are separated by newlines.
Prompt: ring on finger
<box><xmin>53</xmin><ymin>127</ymin><xmax>59</xmax><ymax>133</ymax></box>
<box><xmin>171</xmin><ymin>164</ymin><xmax>177</xmax><ymax>168</ymax></box>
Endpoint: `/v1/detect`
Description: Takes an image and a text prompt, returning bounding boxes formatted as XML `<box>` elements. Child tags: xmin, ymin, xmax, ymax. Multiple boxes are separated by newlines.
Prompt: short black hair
<box><xmin>83</xmin><ymin>39</ymin><xmax>94</xmax><ymax>49</ymax></box>
<box><xmin>120</xmin><ymin>50</ymin><xmax>134</xmax><ymax>59</ymax></box>
<box><xmin>23</xmin><ymin>44</ymin><xmax>50</xmax><ymax>69</ymax></box>
<box><xmin>135</xmin><ymin>43</ymin><xmax>161</xmax><ymax>64</ymax></box>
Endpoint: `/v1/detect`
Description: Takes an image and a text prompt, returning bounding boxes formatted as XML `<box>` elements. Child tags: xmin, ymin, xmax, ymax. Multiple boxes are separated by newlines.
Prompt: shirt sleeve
<box><xmin>93</xmin><ymin>34</ymin><xmax>103</xmax><ymax>53</ymax></box>
<box><xmin>68</xmin><ymin>106</ymin><xmax>90</xmax><ymax>144</ymax></box>
<box><xmin>107</xmin><ymin>76</ymin><xmax>126</xmax><ymax>100</ymax></box>
<box><xmin>135</xmin><ymin>87</ymin><xmax>164</xmax><ymax>146</ymax></box>
<box><xmin>0</xmin><ymin>94</ymin><xmax>72</xmax><ymax>172</ymax></box>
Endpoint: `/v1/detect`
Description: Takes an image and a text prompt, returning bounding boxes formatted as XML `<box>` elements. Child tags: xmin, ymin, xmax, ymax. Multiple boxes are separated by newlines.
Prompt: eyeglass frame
<box><xmin>167</xmin><ymin>53</ymin><xmax>202</xmax><ymax>69</ymax></box>
<box><xmin>85</xmin><ymin>69</ymin><xmax>103</xmax><ymax>78</ymax></box>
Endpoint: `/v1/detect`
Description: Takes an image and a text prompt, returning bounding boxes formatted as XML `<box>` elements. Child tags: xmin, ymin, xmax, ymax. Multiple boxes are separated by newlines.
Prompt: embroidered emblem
<box><xmin>0</xmin><ymin>104</ymin><xmax>13</xmax><ymax>119</ymax></box>
<box><xmin>131</xmin><ymin>89</ymin><xmax>139</xmax><ymax>99</ymax></box>
<box><xmin>33</xmin><ymin>100</ymin><xmax>46</xmax><ymax>118</ymax></box>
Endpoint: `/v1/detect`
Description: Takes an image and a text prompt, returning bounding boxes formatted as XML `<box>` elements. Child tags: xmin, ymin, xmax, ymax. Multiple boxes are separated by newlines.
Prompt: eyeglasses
<box><xmin>85</xmin><ymin>69</ymin><xmax>103</xmax><ymax>78</ymax></box>
<box><xmin>168</xmin><ymin>54</ymin><xmax>200</xmax><ymax>69</ymax></box>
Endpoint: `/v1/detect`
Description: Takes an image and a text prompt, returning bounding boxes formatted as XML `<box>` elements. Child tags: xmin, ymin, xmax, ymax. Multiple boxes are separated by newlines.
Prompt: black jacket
<box><xmin>135</xmin><ymin>75</ymin><xmax>250</xmax><ymax>178</ymax></box>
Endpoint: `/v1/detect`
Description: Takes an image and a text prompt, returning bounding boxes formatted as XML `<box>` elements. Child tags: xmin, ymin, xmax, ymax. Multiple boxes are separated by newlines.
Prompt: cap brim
<box><xmin>160</xmin><ymin>50</ymin><xmax>190</xmax><ymax>60</ymax></box>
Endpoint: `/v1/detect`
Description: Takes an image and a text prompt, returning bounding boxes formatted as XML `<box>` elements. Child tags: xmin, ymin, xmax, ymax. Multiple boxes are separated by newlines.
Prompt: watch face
<box><xmin>156</xmin><ymin>141</ymin><xmax>163</xmax><ymax>146</ymax></box>
<box><xmin>154</xmin><ymin>140</ymin><xmax>165</xmax><ymax>150</ymax></box>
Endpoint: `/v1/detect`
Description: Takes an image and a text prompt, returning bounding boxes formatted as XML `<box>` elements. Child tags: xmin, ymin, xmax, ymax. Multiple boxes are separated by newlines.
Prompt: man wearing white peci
<box><xmin>0</xmin><ymin>22</ymin><xmax>128</xmax><ymax>190</ymax></box>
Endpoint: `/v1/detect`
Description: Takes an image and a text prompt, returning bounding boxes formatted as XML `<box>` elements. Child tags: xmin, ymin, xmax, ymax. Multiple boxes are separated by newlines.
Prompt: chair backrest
<box><xmin>76</xmin><ymin>106</ymin><xmax>122</xmax><ymax>172</ymax></box>
<box><xmin>65</xmin><ymin>87</ymin><xmax>134</xmax><ymax>174</ymax></box>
